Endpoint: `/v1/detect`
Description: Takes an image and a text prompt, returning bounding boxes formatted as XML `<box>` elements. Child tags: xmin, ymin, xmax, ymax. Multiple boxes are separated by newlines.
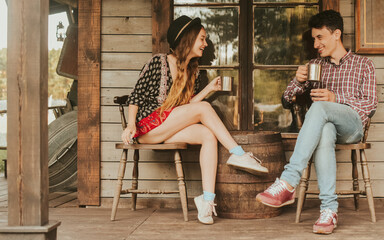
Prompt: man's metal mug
<box><xmin>308</xmin><ymin>63</ymin><xmax>321</xmax><ymax>82</ymax></box>
<box><xmin>221</xmin><ymin>76</ymin><xmax>233</xmax><ymax>91</ymax></box>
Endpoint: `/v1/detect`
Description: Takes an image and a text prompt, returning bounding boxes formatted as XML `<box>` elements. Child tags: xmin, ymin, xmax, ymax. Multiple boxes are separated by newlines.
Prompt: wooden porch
<box><xmin>0</xmin><ymin>175</ymin><xmax>383</xmax><ymax>239</ymax></box>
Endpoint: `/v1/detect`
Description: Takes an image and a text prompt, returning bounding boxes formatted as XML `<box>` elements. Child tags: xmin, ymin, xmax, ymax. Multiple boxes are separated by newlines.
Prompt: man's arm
<box><xmin>334</xmin><ymin>60</ymin><xmax>377</xmax><ymax>117</ymax></box>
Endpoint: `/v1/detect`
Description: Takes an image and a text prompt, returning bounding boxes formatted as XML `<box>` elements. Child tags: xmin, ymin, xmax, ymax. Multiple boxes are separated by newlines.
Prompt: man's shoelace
<box><xmin>247</xmin><ymin>152</ymin><xmax>263</xmax><ymax>164</ymax></box>
<box><xmin>266</xmin><ymin>179</ymin><xmax>286</xmax><ymax>196</ymax></box>
<box><xmin>317</xmin><ymin>209</ymin><xmax>335</xmax><ymax>224</ymax></box>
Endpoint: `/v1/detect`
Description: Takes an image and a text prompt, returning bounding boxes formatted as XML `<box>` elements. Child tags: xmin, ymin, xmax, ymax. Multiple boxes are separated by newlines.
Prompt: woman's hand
<box><xmin>122</xmin><ymin>123</ymin><xmax>136</xmax><ymax>145</ymax></box>
<box><xmin>190</xmin><ymin>76</ymin><xmax>222</xmax><ymax>102</ymax></box>
<box><xmin>207</xmin><ymin>76</ymin><xmax>222</xmax><ymax>92</ymax></box>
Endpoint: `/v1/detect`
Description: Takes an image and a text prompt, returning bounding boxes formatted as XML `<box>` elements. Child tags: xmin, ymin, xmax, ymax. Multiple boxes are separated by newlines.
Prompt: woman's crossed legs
<box><xmin>138</xmin><ymin>101</ymin><xmax>238</xmax><ymax>193</ymax></box>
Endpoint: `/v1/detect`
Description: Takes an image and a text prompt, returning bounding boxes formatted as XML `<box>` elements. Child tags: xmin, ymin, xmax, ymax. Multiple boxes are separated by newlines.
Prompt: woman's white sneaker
<box><xmin>227</xmin><ymin>152</ymin><xmax>269</xmax><ymax>175</ymax></box>
<box><xmin>194</xmin><ymin>194</ymin><xmax>217</xmax><ymax>225</ymax></box>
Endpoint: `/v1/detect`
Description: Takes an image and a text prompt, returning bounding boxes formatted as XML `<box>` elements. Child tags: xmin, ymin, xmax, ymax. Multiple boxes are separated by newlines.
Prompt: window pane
<box><xmin>253</xmin><ymin>0</ymin><xmax>318</xmax><ymax>2</ymax></box>
<box><xmin>175</xmin><ymin>0</ymin><xmax>239</xmax><ymax>4</ymax></box>
<box><xmin>174</xmin><ymin>7</ymin><xmax>239</xmax><ymax>66</ymax></box>
<box><xmin>253</xmin><ymin>70</ymin><xmax>299</xmax><ymax>132</ymax></box>
<box><xmin>199</xmin><ymin>69</ymin><xmax>239</xmax><ymax>130</ymax></box>
<box><xmin>254</xmin><ymin>6</ymin><xmax>318</xmax><ymax>65</ymax></box>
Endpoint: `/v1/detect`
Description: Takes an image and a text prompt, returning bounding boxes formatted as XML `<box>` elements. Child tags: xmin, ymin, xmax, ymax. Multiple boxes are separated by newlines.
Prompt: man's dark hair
<box><xmin>308</xmin><ymin>10</ymin><xmax>343</xmax><ymax>36</ymax></box>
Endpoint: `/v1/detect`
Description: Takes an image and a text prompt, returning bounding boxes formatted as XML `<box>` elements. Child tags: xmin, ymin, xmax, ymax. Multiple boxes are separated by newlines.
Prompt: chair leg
<box><xmin>351</xmin><ymin>149</ymin><xmax>359</xmax><ymax>211</ymax></box>
<box><xmin>359</xmin><ymin>149</ymin><xmax>376</xmax><ymax>222</ymax></box>
<box><xmin>131</xmin><ymin>149</ymin><xmax>139</xmax><ymax>211</ymax></box>
<box><xmin>295</xmin><ymin>161</ymin><xmax>311</xmax><ymax>223</ymax></box>
<box><xmin>111</xmin><ymin>149</ymin><xmax>128</xmax><ymax>221</ymax></box>
<box><xmin>174</xmin><ymin>150</ymin><xmax>188</xmax><ymax>222</ymax></box>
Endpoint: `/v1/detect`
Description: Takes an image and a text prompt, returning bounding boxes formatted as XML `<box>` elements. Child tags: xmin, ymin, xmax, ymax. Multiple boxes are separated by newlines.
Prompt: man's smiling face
<box><xmin>312</xmin><ymin>26</ymin><xmax>340</xmax><ymax>58</ymax></box>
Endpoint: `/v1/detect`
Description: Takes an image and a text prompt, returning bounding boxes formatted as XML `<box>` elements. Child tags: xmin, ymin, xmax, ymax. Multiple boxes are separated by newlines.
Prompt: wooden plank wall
<box><xmin>100</xmin><ymin>0</ymin><xmax>202</xmax><ymax>206</ymax></box>
<box><xmin>100</xmin><ymin>0</ymin><xmax>384</xmax><ymax>206</ymax></box>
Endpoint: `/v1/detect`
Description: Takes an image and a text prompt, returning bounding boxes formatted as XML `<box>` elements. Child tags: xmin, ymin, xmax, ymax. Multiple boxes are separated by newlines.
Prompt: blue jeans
<box><xmin>281</xmin><ymin>101</ymin><xmax>363</xmax><ymax>212</ymax></box>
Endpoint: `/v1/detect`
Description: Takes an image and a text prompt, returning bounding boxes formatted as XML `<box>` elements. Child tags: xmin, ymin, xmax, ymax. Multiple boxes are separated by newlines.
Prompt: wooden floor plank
<box><xmin>0</xmin><ymin>198</ymin><xmax>383</xmax><ymax>239</ymax></box>
<box><xmin>58</xmin><ymin>198</ymin><xmax>79</xmax><ymax>208</ymax></box>
<box><xmin>49</xmin><ymin>191</ymin><xmax>74</xmax><ymax>201</ymax></box>
<box><xmin>0</xmin><ymin>175</ymin><xmax>383</xmax><ymax>239</ymax></box>
<box><xmin>49</xmin><ymin>192</ymin><xmax>78</xmax><ymax>208</ymax></box>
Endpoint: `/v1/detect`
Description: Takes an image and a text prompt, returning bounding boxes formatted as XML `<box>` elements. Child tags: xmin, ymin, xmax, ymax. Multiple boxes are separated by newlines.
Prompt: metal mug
<box><xmin>308</xmin><ymin>63</ymin><xmax>321</xmax><ymax>82</ymax></box>
<box><xmin>221</xmin><ymin>76</ymin><xmax>233</xmax><ymax>91</ymax></box>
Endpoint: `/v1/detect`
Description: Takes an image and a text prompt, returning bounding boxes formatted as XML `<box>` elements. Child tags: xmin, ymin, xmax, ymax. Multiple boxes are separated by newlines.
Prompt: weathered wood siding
<box><xmin>100</xmin><ymin>0</ymin><xmax>202</xmax><ymax>205</ymax></box>
<box><xmin>100</xmin><ymin>0</ymin><xmax>384</xmax><ymax>205</ymax></box>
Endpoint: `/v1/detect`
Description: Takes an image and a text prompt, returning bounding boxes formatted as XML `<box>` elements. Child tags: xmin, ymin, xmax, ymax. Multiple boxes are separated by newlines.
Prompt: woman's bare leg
<box><xmin>138</xmin><ymin>101</ymin><xmax>237</xmax><ymax>151</ymax></box>
<box><xmin>163</xmin><ymin>124</ymin><xmax>217</xmax><ymax>193</ymax></box>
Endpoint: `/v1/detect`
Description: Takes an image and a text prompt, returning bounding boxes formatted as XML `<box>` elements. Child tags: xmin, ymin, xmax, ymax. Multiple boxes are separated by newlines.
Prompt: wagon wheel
<box><xmin>48</xmin><ymin>110</ymin><xmax>77</xmax><ymax>193</ymax></box>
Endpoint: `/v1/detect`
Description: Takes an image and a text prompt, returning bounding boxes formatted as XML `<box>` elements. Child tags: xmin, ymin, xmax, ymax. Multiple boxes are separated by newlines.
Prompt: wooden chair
<box><xmin>282</xmin><ymin>93</ymin><xmax>376</xmax><ymax>223</ymax></box>
<box><xmin>110</xmin><ymin>95</ymin><xmax>189</xmax><ymax>221</ymax></box>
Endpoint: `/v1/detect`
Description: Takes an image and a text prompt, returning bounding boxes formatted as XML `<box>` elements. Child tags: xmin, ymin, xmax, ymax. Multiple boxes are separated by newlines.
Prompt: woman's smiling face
<box><xmin>189</xmin><ymin>28</ymin><xmax>208</xmax><ymax>58</ymax></box>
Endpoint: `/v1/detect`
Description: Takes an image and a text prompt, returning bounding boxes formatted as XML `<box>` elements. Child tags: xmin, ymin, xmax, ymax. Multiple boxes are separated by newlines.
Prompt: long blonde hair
<box><xmin>159</xmin><ymin>24</ymin><xmax>202</xmax><ymax>114</ymax></box>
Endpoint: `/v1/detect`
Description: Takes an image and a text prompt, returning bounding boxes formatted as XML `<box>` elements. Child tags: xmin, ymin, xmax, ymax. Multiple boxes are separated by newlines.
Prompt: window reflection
<box><xmin>253</xmin><ymin>70</ymin><xmax>298</xmax><ymax>132</ymax></box>
<box><xmin>175</xmin><ymin>6</ymin><xmax>239</xmax><ymax>130</ymax></box>
<box><xmin>174</xmin><ymin>1</ymin><xmax>319</xmax><ymax>132</ymax></box>
<box><xmin>175</xmin><ymin>7</ymin><xmax>239</xmax><ymax>66</ymax></box>
<box><xmin>175</xmin><ymin>0</ymin><xmax>239</xmax><ymax>4</ymax></box>
<box><xmin>253</xmin><ymin>0</ymin><xmax>318</xmax><ymax>2</ymax></box>
<box><xmin>254</xmin><ymin>6</ymin><xmax>318</xmax><ymax>65</ymax></box>
<box><xmin>200</xmin><ymin>69</ymin><xmax>239</xmax><ymax>130</ymax></box>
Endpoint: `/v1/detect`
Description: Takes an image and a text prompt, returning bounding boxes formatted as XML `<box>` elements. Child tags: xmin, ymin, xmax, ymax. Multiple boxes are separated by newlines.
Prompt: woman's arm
<box><xmin>121</xmin><ymin>104</ymin><xmax>138</xmax><ymax>145</ymax></box>
<box><xmin>190</xmin><ymin>76</ymin><xmax>221</xmax><ymax>102</ymax></box>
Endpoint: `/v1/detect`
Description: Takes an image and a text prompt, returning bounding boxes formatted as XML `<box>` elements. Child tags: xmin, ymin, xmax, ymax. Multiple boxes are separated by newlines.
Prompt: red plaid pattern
<box><xmin>283</xmin><ymin>51</ymin><xmax>378</xmax><ymax>125</ymax></box>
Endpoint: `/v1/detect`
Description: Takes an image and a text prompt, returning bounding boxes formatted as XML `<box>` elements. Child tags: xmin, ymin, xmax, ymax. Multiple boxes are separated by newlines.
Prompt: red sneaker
<box><xmin>256</xmin><ymin>178</ymin><xmax>295</xmax><ymax>208</ymax></box>
<box><xmin>313</xmin><ymin>209</ymin><xmax>338</xmax><ymax>234</ymax></box>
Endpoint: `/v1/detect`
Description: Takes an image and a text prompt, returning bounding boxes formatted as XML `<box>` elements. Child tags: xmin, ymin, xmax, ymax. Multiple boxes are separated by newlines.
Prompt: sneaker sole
<box><xmin>255</xmin><ymin>197</ymin><xmax>295</xmax><ymax>208</ymax></box>
<box><xmin>313</xmin><ymin>230</ymin><xmax>333</xmax><ymax>234</ymax></box>
<box><xmin>193</xmin><ymin>198</ymin><xmax>214</xmax><ymax>225</ymax></box>
<box><xmin>313</xmin><ymin>224</ymin><xmax>337</xmax><ymax>234</ymax></box>
<box><xmin>227</xmin><ymin>162</ymin><xmax>269</xmax><ymax>175</ymax></box>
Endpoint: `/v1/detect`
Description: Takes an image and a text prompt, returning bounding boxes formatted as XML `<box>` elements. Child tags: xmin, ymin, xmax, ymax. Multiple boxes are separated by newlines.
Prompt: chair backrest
<box><xmin>282</xmin><ymin>91</ymin><xmax>373</xmax><ymax>143</ymax></box>
<box><xmin>281</xmin><ymin>91</ymin><xmax>312</xmax><ymax>131</ymax></box>
<box><xmin>114</xmin><ymin>95</ymin><xmax>129</xmax><ymax>129</ymax></box>
<box><xmin>362</xmin><ymin>117</ymin><xmax>372</xmax><ymax>143</ymax></box>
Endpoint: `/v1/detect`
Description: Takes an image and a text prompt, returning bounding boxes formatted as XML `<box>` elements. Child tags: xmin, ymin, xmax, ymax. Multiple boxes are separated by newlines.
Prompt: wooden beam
<box><xmin>239</xmin><ymin>0</ymin><xmax>252</xmax><ymax>130</ymax></box>
<box><xmin>53</xmin><ymin>0</ymin><xmax>77</xmax><ymax>8</ymax></box>
<box><xmin>6</xmin><ymin>0</ymin><xmax>50</xmax><ymax>226</ymax></box>
<box><xmin>78</xmin><ymin>0</ymin><xmax>101</xmax><ymax>206</ymax></box>
<box><xmin>152</xmin><ymin>0</ymin><xmax>173</xmax><ymax>54</ymax></box>
<box><xmin>2</xmin><ymin>1</ymin><xmax>60</xmax><ymax>238</ymax></box>
<box><xmin>320</xmin><ymin>0</ymin><xmax>340</xmax><ymax>11</ymax></box>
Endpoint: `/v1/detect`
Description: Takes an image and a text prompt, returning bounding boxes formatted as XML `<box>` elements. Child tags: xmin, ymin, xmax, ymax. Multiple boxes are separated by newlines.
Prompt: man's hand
<box><xmin>310</xmin><ymin>89</ymin><xmax>336</xmax><ymax>102</ymax></box>
<box><xmin>296</xmin><ymin>64</ymin><xmax>309</xmax><ymax>83</ymax></box>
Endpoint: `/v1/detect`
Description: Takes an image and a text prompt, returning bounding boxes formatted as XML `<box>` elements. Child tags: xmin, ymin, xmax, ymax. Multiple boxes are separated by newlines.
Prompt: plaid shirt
<box><xmin>283</xmin><ymin>51</ymin><xmax>377</xmax><ymax>126</ymax></box>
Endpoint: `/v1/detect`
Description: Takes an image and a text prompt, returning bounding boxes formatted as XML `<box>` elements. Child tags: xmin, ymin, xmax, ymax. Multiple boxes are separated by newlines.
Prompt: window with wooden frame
<box><xmin>154</xmin><ymin>0</ymin><xmax>339</xmax><ymax>132</ymax></box>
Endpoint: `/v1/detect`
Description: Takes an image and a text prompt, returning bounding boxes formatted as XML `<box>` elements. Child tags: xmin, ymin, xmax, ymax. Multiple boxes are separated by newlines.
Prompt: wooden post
<box><xmin>152</xmin><ymin>0</ymin><xmax>173</xmax><ymax>54</ymax></box>
<box><xmin>77</xmin><ymin>0</ymin><xmax>101</xmax><ymax>206</ymax></box>
<box><xmin>320</xmin><ymin>0</ymin><xmax>340</xmax><ymax>11</ymax></box>
<box><xmin>0</xmin><ymin>0</ymin><xmax>60</xmax><ymax>239</ymax></box>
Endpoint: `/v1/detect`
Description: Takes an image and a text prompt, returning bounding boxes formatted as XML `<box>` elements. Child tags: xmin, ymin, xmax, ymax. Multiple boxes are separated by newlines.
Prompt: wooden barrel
<box><xmin>216</xmin><ymin>131</ymin><xmax>286</xmax><ymax>219</ymax></box>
